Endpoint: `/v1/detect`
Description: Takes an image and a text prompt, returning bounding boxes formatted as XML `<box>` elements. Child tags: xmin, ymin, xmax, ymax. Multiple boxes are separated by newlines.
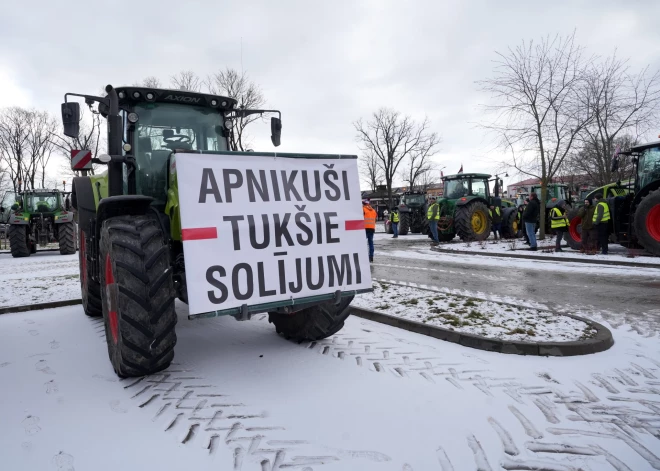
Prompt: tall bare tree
<box><xmin>137</xmin><ymin>76</ymin><xmax>163</xmax><ymax>88</ymax></box>
<box><xmin>573</xmin><ymin>56</ymin><xmax>660</xmax><ymax>186</ymax></box>
<box><xmin>354</xmin><ymin>109</ymin><xmax>440</xmax><ymax>208</ymax></box>
<box><xmin>479</xmin><ymin>33</ymin><xmax>593</xmax><ymax>237</ymax></box>
<box><xmin>206</xmin><ymin>68</ymin><xmax>266</xmax><ymax>151</ymax></box>
<box><xmin>359</xmin><ymin>150</ymin><xmax>383</xmax><ymax>192</ymax></box>
<box><xmin>170</xmin><ymin>70</ymin><xmax>202</xmax><ymax>92</ymax></box>
<box><xmin>400</xmin><ymin>136</ymin><xmax>441</xmax><ymax>190</ymax></box>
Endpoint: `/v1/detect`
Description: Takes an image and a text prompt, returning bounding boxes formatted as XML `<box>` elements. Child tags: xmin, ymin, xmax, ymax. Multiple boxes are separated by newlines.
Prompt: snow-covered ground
<box><xmin>0</xmin><ymin>253</ymin><xmax>80</xmax><ymax>308</ymax></box>
<box><xmin>1</xmin><ymin>302</ymin><xmax>659</xmax><ymax>470</ymax></box>
<box><xmin>353</xmin><ymin>280</ymin><xmax>596</xmax><ymax>342</ymax></box>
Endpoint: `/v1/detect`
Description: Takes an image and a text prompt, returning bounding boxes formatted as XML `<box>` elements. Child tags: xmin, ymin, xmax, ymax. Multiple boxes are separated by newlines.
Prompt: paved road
<box><xmin>372</xmin><ymin>237</ymin><xmax>660</xmax><ymax>334</ymax></box>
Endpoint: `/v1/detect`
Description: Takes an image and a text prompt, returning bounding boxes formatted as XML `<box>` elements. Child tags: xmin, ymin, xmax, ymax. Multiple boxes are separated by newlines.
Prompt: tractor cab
<box><xmin>531</xmin><ymin>183</ymin><xmax>570</xmax><ymax>208</ymax></box>
<box><xmin>442</xmin><ymin>173</ymin><xmax>491</xmax><ymax>200</ymax></box>
<box><xmin>398</xmin><ymin>191</ymin><xmax>426</xmax><ymax>208</ymax></box>
<box><xmin>634</xmin><ymin>141</ymin><xmax>660</xmax><ymax>194</ymax></box>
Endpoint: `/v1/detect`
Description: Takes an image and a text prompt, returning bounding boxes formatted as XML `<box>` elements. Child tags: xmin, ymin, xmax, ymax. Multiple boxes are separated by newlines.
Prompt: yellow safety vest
<box><xmin>390</xmin><ymin>212</ymin><xmax>399</xmax><ymax>223</ymax></box>
<box><xmin>550</xmin><ymin>207</ymin><xmax>568</xmax><ymax>229</ymax></box>
<box><xmin>592</xmin><ymin>201</ymin><xmax>610</xmax><ymax>223</ymax></box>
<box><xmin>488</xmin><ymin>207</ymin><xmax>501</xmax><ymax>218</ymax></box>
<box><xmin>427</xmin><ymin>203</ymin><xmax>440</xmax><ymax>221</ymax></box>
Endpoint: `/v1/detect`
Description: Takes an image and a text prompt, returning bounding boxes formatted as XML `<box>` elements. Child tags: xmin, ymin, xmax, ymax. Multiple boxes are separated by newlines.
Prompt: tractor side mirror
<box><xmin>271</xmin><ymin>117</ymin><xmax>282</xmax><ymax>147</ymax></box>
<box><xmin>61</xmin><ymin>102</ymin><xmax>80</xmax><ymax>138</ymax></box>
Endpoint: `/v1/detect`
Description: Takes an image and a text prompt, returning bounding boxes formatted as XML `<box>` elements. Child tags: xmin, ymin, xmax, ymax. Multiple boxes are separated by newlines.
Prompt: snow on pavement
<box><xmin>353</xmin><ymin>280</ymin><xmax>596</xmax><ymax>342</ymax></box>
<box><xmin>0</xmin><ymin>253</ymin><xmax>79</xmax><ymax>308</ymax></box>
<box><xmin>1</xmin><ymin>302</ymin><xmax>659</xmax><ymax>470</ymax></box>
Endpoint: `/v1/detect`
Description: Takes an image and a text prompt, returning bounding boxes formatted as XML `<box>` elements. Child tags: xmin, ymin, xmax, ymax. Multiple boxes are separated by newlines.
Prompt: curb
<box><xmin>350</xmin><ymin>306</ymin><xmax>614</xmax><ymax>357</ymax></box>
<box><xmin>0</xmin><ymin>299</ymin><xmax>82</xmax><ymax>315</ymax></box>
<box><xmin>430</xmin><ymin>247</ymin><xmax>660</xmax><ymax>269</ymax></box>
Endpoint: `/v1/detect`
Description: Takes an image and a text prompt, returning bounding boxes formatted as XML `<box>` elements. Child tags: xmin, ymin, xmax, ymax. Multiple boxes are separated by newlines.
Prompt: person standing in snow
<box><xmin>362</xmin><ymin>199</ymin><xmax>377</xmax><ymax>262</ymax></box>
<box><xmin>489</xmin><ymin>203</ymin><xmax>502</xmax><ymax>240</ymax></box>
<box><xmin>592</xmin><ymin>193</ymin><xmax>610</xmax><ymax>255</ymax></box>
<box><xmin>549</xmin><ymin>200</ymin><xmax>569</xmax><ymax>252</ymax></box>
<box><xmin>577</xmin><ymin>198</ymin><xmax>596</xmax><ymax>253</ymax></box>
<box><xmin>389</xmin><ymin>207</ymin><xmax>399</xmax><ymax>238</ymax></box>
<box><xmin>426</xmin><ymin>197</ymin><xmax>441</xmax><ymax>245</ymax></box>
<box><xmin>522</xmin><ymin>193</ymin><xmax>540</xmax><ymax>251</ymax></box>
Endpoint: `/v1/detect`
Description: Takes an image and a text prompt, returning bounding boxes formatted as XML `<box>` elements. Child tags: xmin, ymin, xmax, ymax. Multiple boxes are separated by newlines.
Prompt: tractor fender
<box><xmin>455</xmin><ymin>196</ymin><xmax>488</xmax><ymax>207</ymax></box>
<box><xmin>95</xmin><ymin>195</ymin><xmax>155</xmax><ymax>239</ymax></box>
<box><xmin>8</xmin><ymin>214</ymin><xmax>29</xmax><ymax>225</ymax></box>
<box><xmin>72</xmin><ymin>177</ymin><xmax>96</xmax><ymax>236</ymax></box>
<box><xmin>54</xmin><ymin>212</ymin><xmax>75</xmax><ymax>224</ymax></box>
<box><xmin>632</xmin><ymin>180</ymin><xmax>660</xmax><ymax>209</ymax></box>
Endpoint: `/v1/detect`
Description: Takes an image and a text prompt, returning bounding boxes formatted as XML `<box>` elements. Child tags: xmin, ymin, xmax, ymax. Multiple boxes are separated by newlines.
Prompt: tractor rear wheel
<box><xmin>634</xmin><ymin>189</ymin><xmax>660</xmax><ymax>256</ymax></box>
<box><xmin>100</xmin><ymin>215</ymin><xmax>177</xmax><ymax>377</ymax></box>
<box><xmin>399</xmin><ymin>213</ymin><xmax>410</xmax><ymax>235</ymax></box>
<box><xmin>564</xmin><ymin>208</ymin><xmax>583</xmax><ymax>251</ymax></box>
<box><xmin>8</xmin><ymin>225</ymin><xmax>31</xmax><ymax>258</ymax></box>
<box><xmin>58</xmin><ymin>222</ymin><xmax>76</xmax><ymax>255</ymax></box>
<box><xmin>79</xmin><ymin>228</ymin><xmax>102</xmax><ymax>317</ymax></box>
<box><xmin>500</xmin><ymin>207</ymin><xmax>520</xmax><ymax>238</ymax></box>
<box><xmin>269</xmin><ymin>296</ymin><xmax>353</xmax><ymax>342</ymax></box>
<box><xmin>455</xmin><ymin>202</ymin><xmax>491</xmax><ymax>241</ymax></box>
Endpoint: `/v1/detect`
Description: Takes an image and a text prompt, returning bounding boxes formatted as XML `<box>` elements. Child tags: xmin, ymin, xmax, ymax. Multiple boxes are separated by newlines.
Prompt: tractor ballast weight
<box><xmin>5</xmin><ymin>188</ymin><xmax>76</xmax><ymax>257</ymax></box>
<box><xmin>63</xmin><ymin>84</ymin><xmax>360</xmax><ymax>378</ymax></box>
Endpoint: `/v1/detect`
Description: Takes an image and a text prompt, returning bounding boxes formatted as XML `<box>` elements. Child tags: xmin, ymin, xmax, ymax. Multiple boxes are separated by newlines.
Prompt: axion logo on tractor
<box><xmin>164</xmin><ymin>95</ymin><xmax>201</xmax><ymax>104</ymax></box>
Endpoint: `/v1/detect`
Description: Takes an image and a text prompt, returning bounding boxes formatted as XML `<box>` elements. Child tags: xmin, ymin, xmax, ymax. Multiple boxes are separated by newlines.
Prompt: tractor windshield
<box><xmin>133</xmin><ymin>103</ymin><xmax>229</xmax><ymax>204</ymax></box>
<box><xmin>637</xmin><ymin>145</ymin><xmax>660</xmax><ymax>191</ymax></box>
<box><xmin>25</xmin><ymin>193</ymin><xmax>59</xmax><ymax>213</ymax></box>
<box><xmin>404</xmin><ymin>194</ymin><xmax>426</xmax><ymax>206</ymax></box>
<box><xmin>444</xmin><ymin>179</ymin><xmax>468</xmax><ymax>199</ymax></box>
<box><xmin>470</xmin><ymin>179</ymin><xmax>487</xmax><ymax>197</ymax></box>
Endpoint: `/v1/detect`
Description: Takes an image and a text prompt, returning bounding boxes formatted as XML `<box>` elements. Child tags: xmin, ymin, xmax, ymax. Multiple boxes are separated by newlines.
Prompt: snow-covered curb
<box><xmin>354</xmin><ymin>281</ymin><xmax>596</xmax><ymax>343</ymax></box>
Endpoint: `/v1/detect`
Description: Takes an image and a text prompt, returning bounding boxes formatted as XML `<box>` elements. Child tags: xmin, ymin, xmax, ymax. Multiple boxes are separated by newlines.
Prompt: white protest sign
<box><xmin>175</xmin><ymin>152</ymin><xmax>372</xmax><ymax>315</ymax></box>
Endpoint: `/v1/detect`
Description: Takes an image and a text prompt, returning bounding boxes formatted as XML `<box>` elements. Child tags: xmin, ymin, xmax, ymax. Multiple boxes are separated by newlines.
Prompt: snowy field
<box><xmin>353</xmin><ymin>281</ymin><xmax>596</xmax><ymax>342</ymax></box>
<box><xmin>0</xmin><ymin>253</ymin><xmax>79</xmax><ymax>308</ymax></box>
<box><xmin>1</xmin><ymin>302</ymin><xmax>659</xmax><ymax>470</ymax></box>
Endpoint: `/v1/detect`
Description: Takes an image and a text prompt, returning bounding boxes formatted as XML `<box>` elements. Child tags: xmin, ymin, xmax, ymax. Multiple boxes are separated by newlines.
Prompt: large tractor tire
<box><xmin>399</xmin><ymin>213</ymin><xmax>410</xmax><ymax>235</ymax></box>
<box><xmin>58</xmin><ymin>222</ymin><xmax>76</xmax><ymax>255</ymax></box>
<box><xmin>79</xmin><ymin>228</ymin><xmax>102</xmax><ymax>317</ymax></box>
<box><xmin>269</xmin><ymin>295</ymin><xmax>353</xmax><ymax>342</ymax></box>
<box><xmin>634</xmin><ymin>189</ymin><xmax>660</xmax><ymax>256</ymax></box>
<box><xmin>455</xmin><ymin>202</ymin><xmax>491</xmax><ymax>241</ymax></box>
<box><xmin>564</xmin><ymin>208</ymin><xmax>583</xmax><ymax>251</ymax></box>
<box><xmin>99</xmin><ymin>215</ymin><xmax>177</xmax><ymax>378</ymax></box>
<box><xmin>500</xmin><ymin>207</ymin><xmax>521</xmax><ymax>238</ymax></box>
<box><xmin>8</xmin><ymin>224</ymin><xmax>31</xmax><ymax>258</ymax></box>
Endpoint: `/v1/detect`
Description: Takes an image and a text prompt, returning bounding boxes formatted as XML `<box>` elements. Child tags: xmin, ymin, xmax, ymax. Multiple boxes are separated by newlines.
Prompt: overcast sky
<box><xmin>1</xmin><ymin>0</ymin><xmax>659</xmax><ymax>188</ymax></box>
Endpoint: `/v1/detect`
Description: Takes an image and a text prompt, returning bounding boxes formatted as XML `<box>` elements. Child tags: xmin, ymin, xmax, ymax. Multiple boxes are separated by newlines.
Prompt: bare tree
<box><xmin>417</xmin><ymin>166</ymin><xmax>441</xmax><ymax>191</ymax></box>
<box><xmin>170</xmin><ymin>70</ymin><xmax>202</xmax><ymax>92</ymax></box>
<box><xmin>401</xmin><ymin>133</ymin><xmax>441</xmax><ymax>190</ymax></box>
<box><xmin>354</xmin><ymin>109</ymin><xmax>440</xmax><ymax>208</ymax></box>
<box><xmin>137</xmin><ymin>76</ymin><xmax>163</xmax><ymax>88</ymax></box>
<box><xmin>206</xmin><ymin>68</ymin><xmax>266</xmax><ymax>151</ymax></box>
<box><xmin>572</xmin><ymin>56</ymin><xmax>660</xmax><ymax>186</ymax></box>
<box><xmin>479</xmin><ymin>33</ymin><xmax>594</xmax><ymax>237</ymax></box>
<box><xmin>359</xmin><ymin>150</ymin><xmax>383</xmax><ymax>192</ymax></box>
<box><xmin>50</xmin><ymin>108</ymin><xmax>103</xmax><ymax>177</ymax></box>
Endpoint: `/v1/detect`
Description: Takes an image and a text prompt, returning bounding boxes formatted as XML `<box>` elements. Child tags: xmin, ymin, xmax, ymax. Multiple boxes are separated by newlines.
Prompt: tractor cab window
<box><xmin>133</xmin><ymin>103</ymin><xmax>229</xmax><ymax>204</ymax></box>
<box><xmin>404</xmin><ymin>194</ymin><xmax>425</xmax><ymax>205</ymax></box>
<box><xmin>470</xmin><ymin>179</ymin><xmax>487</xmax><ymax>197</ymax></box>
<box><xmin>638</xmin><ymin>146</ymin><xmax>660</xmax><ymax>191</ymax></box>
<box><xmin>26</xmin><ymin>194</ymin><xmax>58</xmax><ymax>213</ymax></box>
<box><xmin>444</xmin><ymin>179</ymin><xmax>468</xmax><ymax>199</ymax></box>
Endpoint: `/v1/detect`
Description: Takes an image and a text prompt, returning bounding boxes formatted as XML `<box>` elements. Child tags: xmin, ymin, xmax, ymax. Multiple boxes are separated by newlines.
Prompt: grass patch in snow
<box><xmin>354</xmin><ymin>281</ymin><xmax>596</xmax><ymax>343</ymax></box>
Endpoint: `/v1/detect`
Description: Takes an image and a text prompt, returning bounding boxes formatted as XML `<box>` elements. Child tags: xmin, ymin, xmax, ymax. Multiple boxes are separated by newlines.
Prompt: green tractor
<box><xmin>530</xmin><ymin>183</ymin><xmax>573</xmax><ymax>236</ymax></box>
<box><xmin>396</xmin><ymin>191</ymin><xmax>428</xmax><ymax>235</ymax></box>
<box><xmin>564</xmin><ymin>140</ymin><xmax>660</xmax><ymax>255</ymax></box>
<box><xmin>0</xmin><ymin>189</ymin><xmax>76</xmax><ymax>257</ymax></box>
<box><xmin>61</xmin><ymin>84</ymin><xmax>359</xmax><ymax>378</ymax></box>
<box><xmin>431</xmin><ymin>173</ymin><xmax>519</xmax><ymax>241</ymax></box>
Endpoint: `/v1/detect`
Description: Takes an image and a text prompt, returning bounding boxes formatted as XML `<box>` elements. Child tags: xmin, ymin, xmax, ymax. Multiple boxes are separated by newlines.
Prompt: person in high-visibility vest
<box><xmin>362</xmin><ymin>199</ymin><xmax>377</xmax><ymax>262</ymax></box>
<box><xmin>550</xmin><ymin>200</ymin><xmax>569</xmax><ymax>252</ymax></box>
<box><xmin>389</xmin><ymin>207</ymin><xmax>400</xmax><ymax>239</ymax></box>
<box><xmin>489</xmin><ymin>204</ymin><xmax>502</xmax><ymax>240</ymax></box>
<box><xmin>426</xmin><ymin>197</ymin><xmax>441</xmax><ymax>245</ymax></box>
<box><xmin>592</xmin><ymin>193</ymin><xmax>610</xmax><ymax>255</ymax></box>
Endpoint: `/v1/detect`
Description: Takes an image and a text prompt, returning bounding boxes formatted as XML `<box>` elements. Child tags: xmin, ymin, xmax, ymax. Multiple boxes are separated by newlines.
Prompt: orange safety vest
<box><xmin>363</xmin><ymin>205</ymin><xmax>377</xmax><ymax>229</ymax></box>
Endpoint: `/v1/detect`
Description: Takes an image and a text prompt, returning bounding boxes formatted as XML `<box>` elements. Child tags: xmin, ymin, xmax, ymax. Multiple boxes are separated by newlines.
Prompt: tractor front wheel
<box><xmin>79</xmin><ymin>228</ymin><xmax>102</xmax><ymax>317</ymax></box>
<box><xmin>564</xmin><ymin>208</ymin><xmax>583</xmax><ymax>251</ymax></box>
<box><xmin>500</xmin><ymin>207</ymin><xmax>520</xmax><ymax>238</ymax></box>
<box><xmin>455</xmin><ymin>202</ymin><xmax>491</xmax><ymax>241</ymax></box>
<box><xmin>100</xmin><ymin>215</ymin><xmax>177</xmax><ymax>377</ymax></box>
<box><xmin>58</xmin><ymin>222</ymin><xmax>76</xmax><ymax>255</ymax></box>
<box><xmin>8</xmin><ymin>225</ymin><xmax>31</xmax><ymax>258</ymax></box>
<box><xmin>269</xmin><ymin>296</ymin><xmax>354</xmax><ymax>342</ymax></box>
<box><xmin>399</xmin><ymin>213</ymin><xmax>410</xmax><ymax>235</ymax></box>
<box><xmin>634</xmin><ymin>189</ymin><xmax>660</xmax><ymax>256</ymax></box>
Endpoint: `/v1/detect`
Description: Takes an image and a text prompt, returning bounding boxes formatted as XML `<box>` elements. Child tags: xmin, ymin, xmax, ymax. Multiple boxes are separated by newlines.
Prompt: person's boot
<box><xmin>369</xmin><ymin>256</ymin><xmax>374</xmax><ymax>262</ymax></box>
<box><xmin>555</xmin><ymin>247</ymin><xmax>563</xmax><ymax>252</ymax></box>
<box><xmin>529</xmin><ymin>246</ymin><xmax>537</xmax><ymax>251</ymax></box>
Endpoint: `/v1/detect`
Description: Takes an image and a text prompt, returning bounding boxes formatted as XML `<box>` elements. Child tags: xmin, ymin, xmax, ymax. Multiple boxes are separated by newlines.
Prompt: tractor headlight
<box><xmin>132</xmin><ymin>91</ymin><xmax>141</xmax><ymax>99</ymax></box>
<box><xmin>224</xmin><ymin>119</ymin><xmax>233</xmax><ymax>129</ymax></box>
<box><xmin>127</xmin><ymin>112</ymin><xmax>139</xmax><ymax>123</ymax></box>
<box><xmin>211</xmin><ymin>99</ymin><xmax>218</xmax><ymax>106</ymax></box>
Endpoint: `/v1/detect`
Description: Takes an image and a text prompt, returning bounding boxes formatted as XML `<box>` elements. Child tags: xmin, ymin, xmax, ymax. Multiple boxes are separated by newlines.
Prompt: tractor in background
<box><xmin>530</xmin><ymin>183</ymin><xmax>573</xmax><ymax>236</ymax></box>
<box><xmin>564</xmin><ymin>140</ymin><xmax>660</xmax><ymax>254</ymax></box>
<box><xmin>0</xmin><ymin>189</ymin><xmax>76</xmax><ymax>257</ymax></box>
<box><xmin>396</xmin><ymin>191</ymin><xmax>429</xmax><ymax>235</ymax></box>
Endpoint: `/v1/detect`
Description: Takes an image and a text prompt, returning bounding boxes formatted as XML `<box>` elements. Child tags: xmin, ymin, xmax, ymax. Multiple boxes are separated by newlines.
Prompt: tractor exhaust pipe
<box><xmin>105</xmin><ymin>85</ymin><xmax>124</xmax><ymax>197</ymax></box>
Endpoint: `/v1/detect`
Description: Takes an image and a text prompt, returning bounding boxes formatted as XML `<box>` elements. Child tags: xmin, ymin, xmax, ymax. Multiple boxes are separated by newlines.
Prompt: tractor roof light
<box><xmin>146</xmin><ymin>92</ymin><xmax>155</xmax><ymax>101</ymax></box>
<box><xmin>132</xmin><ymin>91</ymin><xmax>141</xmax><ymax>99</ymax></box>
<box><xmin>224</xmin><ymin>119</ymin><xmax>233</xmax><ymax>129</ymax></box>
<box><xmin>211</xmin><ymin>99</ymin><xmax>218</xmax><ymax>106</ymax></box>
<box><xmin>221</xmin><ymin>101</ymin><xmax>228</xmax><ymax>107</ymax></box>
<box><xmin>127</xmin><ymin>112</ymin><xmax>139</xmax><ymax>123</ymax></box>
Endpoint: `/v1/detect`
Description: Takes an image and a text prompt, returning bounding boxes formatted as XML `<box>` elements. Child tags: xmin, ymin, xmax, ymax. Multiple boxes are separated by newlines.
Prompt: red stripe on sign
<box><xmin>182</xmin><ymin>227</ymin><xmax>218</xmax><ymax>241</ymax></box>
<box><xmin>77</xmin><ymin>152</ymin><xmax>92</xmax><ymax>169</ymax></box>
<box><xmin>345</xmin><ymin>220</ymin><xmax>365</xmax><ymax>230</ymax></box>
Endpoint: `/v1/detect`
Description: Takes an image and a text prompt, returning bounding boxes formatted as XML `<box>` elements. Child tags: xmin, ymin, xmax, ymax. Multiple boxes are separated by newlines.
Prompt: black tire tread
<box><xmin>100</xmin><ymin>215</ymin><xmax>177</xmax><ymax>377</ymax></box>
<box><xmin>564</xmin><ymin>208</ymin><xmax>583</xmax><ymax>251</ymax></box>
<box><xmin>58</xmin><ymin>221</ymin><xmax>76</xmax><ymax>255</ymax></box>
<box><xmin>268</xmin><ymin>296</ymin><xmax>354</xmax><ymax>342</ymax></box>
<box><xmin>455</xmin><ymin>202</ymin><xmax>491</xmax><ymax>241</ymax></box>
<box><xmin>399</xmin><ymin>213</ymin><xmax>410</xmax><ymax>235</ymax></box>
<box><xmin>8</xmin><ymin>224</ymin><xmax>30</xmax><ymax>258</ymax></box>
<box><xmin>634</xmin><ymin>189</ymin><xmax>660</xmax><ymax>256</ymax></box>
